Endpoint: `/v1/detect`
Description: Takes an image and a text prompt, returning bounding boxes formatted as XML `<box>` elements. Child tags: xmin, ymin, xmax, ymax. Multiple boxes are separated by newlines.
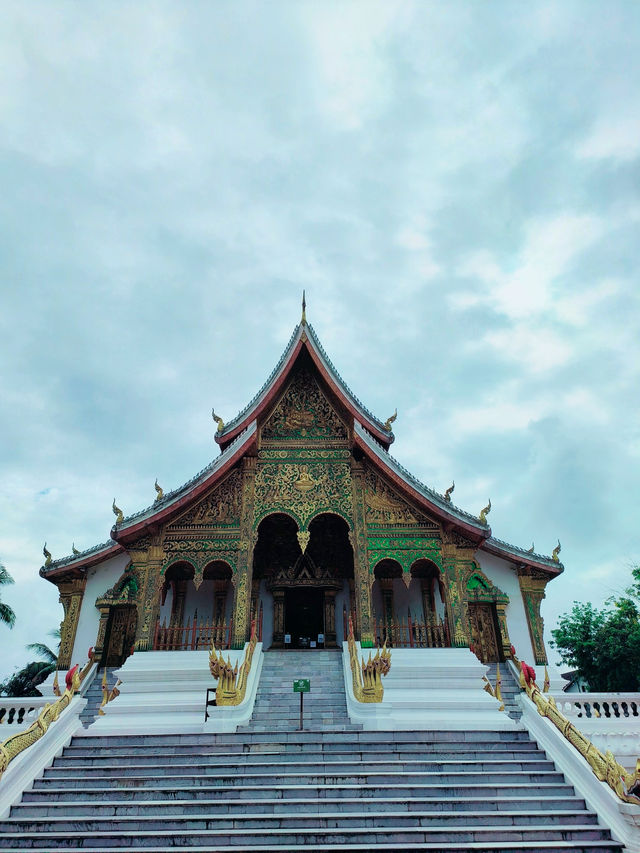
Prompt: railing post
<box><xmin>152</xmin><ymin>619</ymin><xmax>160</xmax><ymax>651</ymax></box>
<box><xmin>408</xmin><ymin>614</ymin><xmax>414</xmax><ymax>648</ymax></box>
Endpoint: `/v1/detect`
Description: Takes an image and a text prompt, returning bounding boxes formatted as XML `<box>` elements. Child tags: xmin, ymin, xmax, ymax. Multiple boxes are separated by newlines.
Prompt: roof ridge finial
<box><xmin>301</xmin><ymin>290</ymin><xmax>306</xmax><ymax>325</ymax></box>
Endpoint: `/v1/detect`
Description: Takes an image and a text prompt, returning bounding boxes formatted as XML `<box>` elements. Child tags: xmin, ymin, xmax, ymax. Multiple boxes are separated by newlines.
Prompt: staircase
<box><xmin>78</xmin><ymin>667</ymin><xmax>118</xmax><ymax>728</ymax></box>
<box><xmin>0</xmin><ymin>650</ymin><xmax>624</xmax><ymax>851</ymax></box>
<box><xmin>245</xmin><ymin>649</ymin><xmax>357</xmax><ymax>732</ymax></box>
<box><xmin>485</xmin><ymin>661</ymin><xmax>522</xmax><ymax>721</ymax></box>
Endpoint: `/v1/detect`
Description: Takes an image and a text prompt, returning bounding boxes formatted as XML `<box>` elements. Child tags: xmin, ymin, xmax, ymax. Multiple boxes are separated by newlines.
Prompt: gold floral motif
<box><xmin>254</xmin><ymin>461</ymin><xmax>352</xmax><ymax>528</ymax></box>
<box><xmin>364</xmin><ymin>470</ymin><xmax>437</xmax><ymax>528</ymax></box>
<box><xmin>261</xmin><ymin>366</ymin><xmax>348</xmax><ymax>442</ymax></box>
<box><xmin>169</xmin><ymin>469</ymin><xmax>242</xmax><ymax>528</ymax></box>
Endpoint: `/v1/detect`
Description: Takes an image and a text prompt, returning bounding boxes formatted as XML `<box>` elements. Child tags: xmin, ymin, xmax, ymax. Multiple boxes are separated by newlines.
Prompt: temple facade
<box><xmin>41</xmin><ymin>310</ymin><xmax>563</xmax><ymax>673</ymax></box>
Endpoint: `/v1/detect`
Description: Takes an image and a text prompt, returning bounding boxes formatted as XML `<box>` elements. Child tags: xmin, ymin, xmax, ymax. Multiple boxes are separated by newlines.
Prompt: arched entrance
<box><xmin>252</xmin><ymin>512</ymin><xmax>354</xmax><ymax>648</ymax></box>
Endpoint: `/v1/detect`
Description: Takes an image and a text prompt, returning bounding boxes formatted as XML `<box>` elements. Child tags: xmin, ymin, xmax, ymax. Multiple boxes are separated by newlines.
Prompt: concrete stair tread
<box><xmin>0</xmin><ymin>845</ymin><xmax>620</xmax><ymax>852</ymax></box>
<box><xmin>52</xmin><ymin>758</ymin><xmax>555</xmax><ymax>771</ymax></box>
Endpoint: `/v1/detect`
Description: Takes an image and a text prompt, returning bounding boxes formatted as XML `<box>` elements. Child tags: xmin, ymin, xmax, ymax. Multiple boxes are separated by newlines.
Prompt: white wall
<box><xmin>71</xmin><ymin>552</ymin><xmax>131</xmax><ymax>664</ymax></box>
<box><xmin>474</xmin><ymin>551</ymin><xmax>535</xmax><ymax>663</ymax></box>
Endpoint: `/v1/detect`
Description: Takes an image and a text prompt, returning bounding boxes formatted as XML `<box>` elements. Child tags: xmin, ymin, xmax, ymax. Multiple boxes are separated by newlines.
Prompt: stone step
<box><xmin>0</xmin><ymin>824</ymin><xmax>617</xmax><ymax>849</ymax></box>
<box><xmin>73</xmin><ymin>730</ymin><xmax>533</xmax><ymax>746</ymax></box>
<box><xmin>29</xmin><ymin>782</ymin><xmax>578</xmax><ymax>800</ymax></box>
<box><xmin>60</xmin><ymin>743</ymin><xmax>544</xmax><ymax>758</ymax></box>
<box><xmin>11</xmin><ymin>794</ymin><xmax>588</xmax><ymax>817</ymax></box>
<box><xmin>0</xmin><ymin>810</ymin><xmax>600</xmax><ymax>833</ymax></box>
<box><xmin>51</xmin><ymin>756</ymin><xmax>555</xmax><ymax>773</ymax></box>
<box><xmin>0</xmin><ymin>843</ymin><xmax>622</xmax><ymax>852</ymax></box>
<box><xmin>40</xmin><ymin>767</ymin><xmax>566</xmax><ymax>785</ymax></box>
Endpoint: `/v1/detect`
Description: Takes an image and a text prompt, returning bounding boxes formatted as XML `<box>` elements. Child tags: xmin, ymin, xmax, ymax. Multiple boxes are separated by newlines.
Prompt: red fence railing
<box><xmin>374</xmin><ymin>616</ymin><xmax>450</xmax><ymax>649</ymax></box>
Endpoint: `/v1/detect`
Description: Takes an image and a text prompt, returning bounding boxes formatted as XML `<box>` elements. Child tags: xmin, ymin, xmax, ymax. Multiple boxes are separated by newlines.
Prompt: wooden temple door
<box><xmin>468</xmin><ymin>602</ymin><xmax>501</xmax><ymax>662</ymax></box>
<box><xmin>104</xmin><ymin>606</ymin><xmax>138</xmax><ymax>667</ymax></box>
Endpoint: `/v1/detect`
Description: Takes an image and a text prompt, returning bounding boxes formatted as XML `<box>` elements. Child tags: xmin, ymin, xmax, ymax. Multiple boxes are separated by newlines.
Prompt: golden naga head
<box><xmin>43</xmin><ymin>543</ymin><xmax>52</xmax><ymax>567</ymax></box>
<box><xmin>112</xmin><ymin>499</ymin><xmax>124</xmax><ymax>524</ymax></box>
<box><xmin>527</xmin><ymin>542</ymin><xmax>535</xmax><ymax>554</ymax></box>
<box><xmin>72</xmin><ymin>543</ymin><xmax>80</xmax><ymax>556</ymax></box>
<box><xmin>478</xmin><ymin>499</ymin><xmax>491</xmax><ymax>525</ymax></box>
<box><xmin>552</xmin><ymin>539</ymin><xmax>562</xmax><ymax>562</ymax></box>
<box><xmin>383</xmin><ymin>409</ymin><xmax>397</xmax><ymax>432</ymax></box>
<box><xmin>444</xmin><ymin>481</ymin><xmax>455</xmax><ymax>503</ymax></box>
<box><xmin>154</xmin><ymin>478</ymin><xmax>164</xmax><ymax>502</ymax></box>
<box><xmin>212</xmin><ymin>409</ymin><xmax>224</xmax><ymax>433</ymax></box>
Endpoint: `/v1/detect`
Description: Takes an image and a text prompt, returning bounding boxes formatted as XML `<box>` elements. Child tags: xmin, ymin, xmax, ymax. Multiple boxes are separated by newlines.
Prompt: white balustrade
<box><xmin>0</xmin><ymin>698</ymin><xmax>50</xmax><ymax>727</ymax></box>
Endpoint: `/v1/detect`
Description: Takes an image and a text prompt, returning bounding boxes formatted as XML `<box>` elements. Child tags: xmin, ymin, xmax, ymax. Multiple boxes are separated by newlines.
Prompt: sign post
<box><xmin>293</xmin><ymin>679</ymin><xmax>310</xmax><ymax>730</ymax></box>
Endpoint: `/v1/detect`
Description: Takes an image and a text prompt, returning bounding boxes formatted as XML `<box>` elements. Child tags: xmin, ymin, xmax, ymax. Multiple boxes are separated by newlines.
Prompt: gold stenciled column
<box><xmin>57</xmin><ymin>576</ymin><xmax>87</xmax><ymax>669</ymax></box>
<box><xmin>518</xmin><ymin>569</ymin><xmax>549</xmax><ymax>665</ymax></box>
<box><xmin>232</xmin><ymin>456</ymin><xmax>257</xmax><ymax>649</ymax></box>
<box><xmin>133</xmin><ymin>536</ymin><xmax>164</xmax><ymax>652</ymax></box>
<box><xmin>350</xmin><ymin>459</ymin><xmax>374</xmax><ymax>647</ymax></box>
<box><xmin>441</xmin><ymin>535</ymin><xmax>475</xmax><ymax>647</ymax></box>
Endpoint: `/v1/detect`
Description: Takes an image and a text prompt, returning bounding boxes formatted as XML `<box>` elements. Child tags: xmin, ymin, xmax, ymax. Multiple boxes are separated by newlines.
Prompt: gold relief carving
<box><xmin>296</xmin><ymin>531</ymin><xmax>311</xmax><ymax>552</ymax></box>
<box><xmin>56</xmin><ymin>577</ymin><xmax>86</xmax><ymax>669</ymax></box>
<box><xmin>364</xmin><ymin>470</ymin><xmax>438</xmax><ymax>528</ymax></box>
<box><xmin>350</xmin><ymin>460</ymin><xmax>373</xmax><ymax>643</ymax></box>
<box><xmin>168</xmin><ymin>469</ymin><xmax>242</xmax><ymax>529</ymax></box>
<box><xmin>261</xmin><ymin>366</ymin><xmax>348</xmax><ymax>442</ymax></box>
<box><xmin>259</xmin><ymin>448</ymin><xmax>351</xmax><ymax>461</ymax></box>
<box><xmin>254</xmin><ymin>461</ymin><xmax>352</xmax><ymax>528</ymax></box>
<box><xmin>518</xmin><ymin>570</ymin><xmax>549</xmax><ymax>665</ymax></box>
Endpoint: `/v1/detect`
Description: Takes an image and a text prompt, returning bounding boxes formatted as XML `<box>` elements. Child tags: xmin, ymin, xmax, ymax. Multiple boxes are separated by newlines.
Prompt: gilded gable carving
<box><xmin>167</xmin><ymin>469</ymin><xmax>242</xmax><ymax>530</ymax></box>
<box><xmin>261</xmin><ymin>367</ymin><xmax>348</xmax><ymax>443</ymax></box>
<box><xmin>364</xmin><ymin>470</ymin><xmax>438</xmax><ymax>529</ymax></box>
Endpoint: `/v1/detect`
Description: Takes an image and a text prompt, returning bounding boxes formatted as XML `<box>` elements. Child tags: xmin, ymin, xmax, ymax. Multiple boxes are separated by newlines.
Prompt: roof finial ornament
<box><xmin>212</xmin><ymin>409</ymin><xmax>224</xmax><ymax>433</ymax></box>
<box><xmin>444</xmin><ymin>481</ymin><xmax>455</xmax><ymax>503</ymax></box>
<box><xmin>383</xmin><ymin>409</ymin><xmax>397</xmax><ymax>432</ymax></box>
<box><xmin>43</xmin><ymin>543</ymin><xmax>52</xmax><ymax>567</ymax></box>
<box><xmin>154</xmin><ymin>479</ymin><xmax>164</xmax><ymax>502</ymax></box>
<box><xmin>552</xmin><ymin>539</ymin><xmax>562</xmax><ymax>562</ymax></box>
<box><xmin>478</xmin><ymin>498</ymin><xmax>491</xmax><ymax>525</ymax></box>
<box><xmin>112</xmin><ymin>499</ymin><xmax>124</xmax><ymax>524</ymax></box>
<box><xmin>72</xmin><ymin>543</ymin><xmax>80</xmax><ymax>556</ymax></box>
<box><xmin>301</xmin><ymin>290</ymin><xmax>307</xmax><ymax>325</ymax></box>
<box><xmin>527</xmin><ymin>542</ymin><xmax>535</xmax><ymax>554</ymax></box>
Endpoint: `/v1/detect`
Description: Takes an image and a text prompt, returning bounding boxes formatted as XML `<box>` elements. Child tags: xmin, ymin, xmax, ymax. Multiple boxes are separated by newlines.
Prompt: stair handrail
<box><xmin>347</xmin><ymin>616</ymin><xmax>391</xmax><ymax>703</ymax></box>
<box><xmin>518</xmin><ymin>656</ymin><xmax>640</xmax><ymax>805</ymax></box>
<box><xmin>0</xmin><ymin>648</ymin><xmax>94</xmax><ymax>783</ymax></box>
<box><xmin>209</xmin><ymin>619</ymin><xmax>257</xmax><ymax>706</ymax></box>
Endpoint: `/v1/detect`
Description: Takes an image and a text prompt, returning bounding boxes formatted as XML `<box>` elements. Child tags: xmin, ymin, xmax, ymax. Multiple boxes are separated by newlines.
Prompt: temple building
<box><xmin>40</xmin><ymin>305</ymin><xmax>563</xmax><ymax>673</ymax></box>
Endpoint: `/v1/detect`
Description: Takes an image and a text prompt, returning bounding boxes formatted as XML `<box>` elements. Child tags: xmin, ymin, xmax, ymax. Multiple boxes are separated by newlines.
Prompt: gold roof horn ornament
<box><xmin>552</xmin><ymin>540</ymin><xmax>562</xmax><ymax>563</ymax></box>
<box><xmin>444</xmin><ymin>481</ymin><xmax>455</xmax><ymax>503</ymax></box>
<box><xmin>301</xmin><ymin>289</ymin><xmax>307</xmax><ymax>325</ymax></box>
<box><xmin>112</xmin><ymin>499</ymin><xmax>124</xmax><ymax>524</ymax></box>
<box><xmin>43</xmin><ymin>543</ymin><xmax>52</xmax><ymax>568</ymax></box>
<box><xmin>72</xmin><ymin>543</ymin><xmax>80</xmax><ymax>556</ymax></box>
<box><xmin>154</xmin><ymin>479</ymin><xmax>164</xmax><ymax>502</ymax></box>
<box><xmin>383</xmin><ymin>409</ymin><xmax>397</xmax><ymax>432</ymax></box>
<box><xmin>478</xmin><ymin>499</ymin><xmax>491</xmax><ymax>525</ymax></box>
<box><xmin>527</xmin><ymin>543</ymin><xmax>535</xmax><ymax>554</ymax></box>
<box><xmin>212</xmin><ymin>409</ymin><xmax>224</xmax><ymax>433</ymax></box>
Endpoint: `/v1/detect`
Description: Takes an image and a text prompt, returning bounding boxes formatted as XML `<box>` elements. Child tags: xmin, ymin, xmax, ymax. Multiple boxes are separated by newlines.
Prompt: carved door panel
<box><xmin>468</xmin><ymin>603</ymin><xmax>500</xmax><ymax>662</ymax></box>
<box><xmin>105</xmin><ymin>607</ymin><xmax>137</xmax><ymax>667</ymax></box>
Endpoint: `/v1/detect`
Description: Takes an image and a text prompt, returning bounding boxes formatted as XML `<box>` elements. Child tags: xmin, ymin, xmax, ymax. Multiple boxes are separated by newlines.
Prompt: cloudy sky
<box><xmin>1</xmin><ymin>2</ymin><xmax>639</xmax><ymax>679</ymax></box>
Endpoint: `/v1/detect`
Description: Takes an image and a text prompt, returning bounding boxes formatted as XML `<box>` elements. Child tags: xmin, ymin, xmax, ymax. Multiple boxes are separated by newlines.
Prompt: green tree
<box><xmin>0</xmin><ymin>561</ymin><xmax>16</xmax><ymax>629</ymax></box>
<box><xmin>551</xmin><ymin>566</ymin><xmax>640</xmax><ymax>692</ymax></box>
<box><xmin>0</xmin><ymin>629</ymin><xmax>60</xmax><ymax>698</ymax></box>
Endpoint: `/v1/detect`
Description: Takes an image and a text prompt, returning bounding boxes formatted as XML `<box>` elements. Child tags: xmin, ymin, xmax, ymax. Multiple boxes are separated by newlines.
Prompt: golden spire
<box><xmin>212</xmin><ymin>408</ymin><xmax>224</xmax><ymax>433</ymax></box>
<box><xmin>112</xmin><ymin>499</ymin><xmax>124</xmax><ymax>524</ymax></box>
<box><xmin>43</xmin><ymin>543</ymin><xmax>52</xmax><ymax>567</ymax></box>
<box><xmin>444</xmin><ymin>481</ymin><xmax>455</xmax><ymax>503</ymax></box>
<box><xmin>383</xmin><ymin>409</ymin><xmax>397</xmax><ymax>431</ymax></box>
<box><xmin>154</xmin><ymin>478</ymin><xmax>164</xmax><ymax>502</ymax></box>
<box><xmin>478</xmin><ymin>498</ymin><xmax>491</xmax><ymax>524</ymax></box>
<box><xmin>301</xmin><ymin>290</ymin><xmax>307</xmax><ymax>325</ymax></box>
<box><xmin>72</xmin><ymin>543</ymin><xmax>80</xmax><ymax>556</ymax></box>
<box><xmin>552</xmin><ymin>539</ymin><xmax>562</xmax><ymax>562</ymax></box>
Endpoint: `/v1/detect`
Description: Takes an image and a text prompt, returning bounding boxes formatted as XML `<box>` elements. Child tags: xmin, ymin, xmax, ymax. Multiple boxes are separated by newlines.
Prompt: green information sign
<box><xmin>293</xmin><ymin>679</ymin><xmax>310</xmax><ymax>693</ymax></box>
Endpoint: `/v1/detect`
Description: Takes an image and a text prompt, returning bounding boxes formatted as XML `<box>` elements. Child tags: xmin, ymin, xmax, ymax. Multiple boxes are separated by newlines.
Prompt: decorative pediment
<box><xmin>465</xmin><ymin>567</ymin><xmax>509</xmax><ymax>605</ymax></box>
<box><xmin>167</xmin><ymin>469</ymin><xmax>242</xmax><ymax>530</ymax></box>
<box><xmin>269</xmin><ymin>554</ymin><xmax>341</xmax><ymax>589</ymax></box>
<box><xmin>95</xmin><ymin>569</ymin><xmax>140</xmax><ymax>608</ymax></box>
<box><xmin>365</xmin><ymin>470</ymin><xmax>439</xmax><ymax>529</ymax></box>
<box><xmin>261</xmin><ymin>365</ymin><xmax>348</xmax><ymax>443</ymax></box>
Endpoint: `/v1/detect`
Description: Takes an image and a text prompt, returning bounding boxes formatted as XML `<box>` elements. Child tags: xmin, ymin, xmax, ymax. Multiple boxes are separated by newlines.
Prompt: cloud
<box><xmin>577</xmin><ymin>115</ymin><xmax>640</xmax><ymax>162</ymax></box>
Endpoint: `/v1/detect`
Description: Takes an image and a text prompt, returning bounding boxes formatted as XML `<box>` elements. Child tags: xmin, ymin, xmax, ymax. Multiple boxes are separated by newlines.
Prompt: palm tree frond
<box><xmin>0</xmin><ymin>601</ymin><xmax>16</xmax><ymax>628</ymax></box>
<box><xmin>26</xmin><ymin>642</ymin><xmax>58</xmax><ymax>664</ymax></box>
<box><xmin>0</xmin><ymin>565</ymin><xmax>15</xmax><ymax>586</ymax></box>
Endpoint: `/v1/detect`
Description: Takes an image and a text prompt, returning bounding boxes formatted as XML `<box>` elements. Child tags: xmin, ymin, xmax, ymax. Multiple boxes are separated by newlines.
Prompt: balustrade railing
<box><xmin>374</xmin><ymin>616</ymin><xmax>450</xmax><ymax>649</ymax></box>
<box><xmin>0</xmin><ymin>699</ymin><xmax>50</xmax><ymax>727</ymax></box>
<box><xmin>153</xmin><ymin>618</ymin><xmax>233</xmax><ymax>651</ymax></box>
<box><xmin>551</xmin><ymin>694</ymin><xmax>640</xmax><ymax>721</ymax></box>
